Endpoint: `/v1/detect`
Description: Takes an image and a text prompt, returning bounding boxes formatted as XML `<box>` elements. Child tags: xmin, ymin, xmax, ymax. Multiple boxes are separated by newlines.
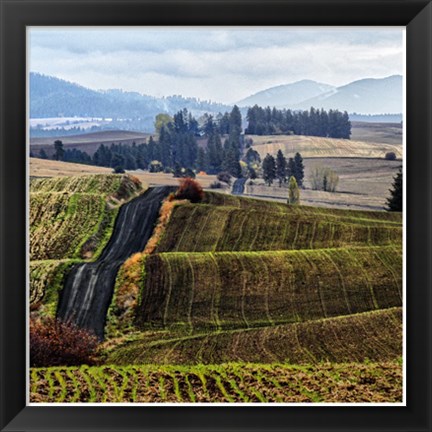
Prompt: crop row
<box><xmin>31</xmin><ymin>174</ymin><xmax>120</xmax><ymax>195</ymax></box>
<box><xmin>30</xmin><ymin>260</ymin><xmax>79</xmax><ymax>317</ymax></box>
<box><xmin>137</xmin><ymin>246</ymin><xmax>402</xmax><ymax>331</ymax></box>
<box><xmin>110</xmin><ymin>307</ymin><xmax>402</xmax><ymax>365</ymax></box>
<box><xmin>156</xmin><ymin>204</ymin><xmax>401</xmax><ymax>253</ymax></box>
<box><xmin>202</xmin><ymin>192</ymin><xmax>403</xmax><ymax>223</ymax></box>
<box><xmin>30</xmin><ymin>174</ymin><xmax>148</xmax><ymax>261</ymax></box>
<box><xmin>30</xmin><ymin>361</ymin><xmax>402</xmax><ymax>403</ymax></box>
<box><xmin>30</xmin><ymin>192</ymin><xmax>117</xmax><ymax>261</ymax></box>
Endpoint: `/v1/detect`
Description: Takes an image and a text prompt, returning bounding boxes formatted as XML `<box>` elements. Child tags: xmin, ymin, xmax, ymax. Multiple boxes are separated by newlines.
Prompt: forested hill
<box><xmin>30</xmin><ymin>73</ymin><xmax>231</xmax><ymax>122</ymax></box>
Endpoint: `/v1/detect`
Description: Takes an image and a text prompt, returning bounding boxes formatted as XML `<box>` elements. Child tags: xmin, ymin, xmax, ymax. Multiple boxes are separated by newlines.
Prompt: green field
<box><xmin>30</xmin><ymin>360</ymin><xmax>402</xmax><ymax>403</ymax></box>
<box><xmin>136</xmin><ymin>247</ymin><xmax>401</xmax><ymax>331</ymax></box>
<box><xmin>29</xmin><ymin>176</ymin><xmax>403</xmax><ymax>403</ymax></box>
<box><xmin>110</xmin><ymin>308</ymin><xmax>402</xmax><ymax>365</ymax></box>
<box><xmin>29</xmin><ymin>174</ymin><xmax>146</xmax><ymax>318</ymax></box>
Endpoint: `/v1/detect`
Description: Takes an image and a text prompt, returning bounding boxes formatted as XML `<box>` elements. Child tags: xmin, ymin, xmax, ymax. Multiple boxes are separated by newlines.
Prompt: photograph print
<box><xmin>28</xmin><ymin>27</ymin><xmax>404</xmax><ymax>404</ymax></box>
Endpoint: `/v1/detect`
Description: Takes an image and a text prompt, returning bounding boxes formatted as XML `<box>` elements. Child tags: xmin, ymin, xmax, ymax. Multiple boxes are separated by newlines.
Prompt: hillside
<box><xmin>29</xmin><ymin>177</ymin><xmax>403</xmax><ymax>403</ymax></box>
<box><xmin>29</xmin><ymin>174</ymin><xmax>146</xmax><ymax>318</ymax></box>
<box><xmin>30</xmin><ymin>73</ymin><xmax>231</xmax><ymax>132</ymax></box>
<box><xmin>110</xmin><ymin>307</ymin><xmax>402</xmax><ymax>365</ymax></box>
<box><xmin>30</xmin><ymin>157</ymin><xmax>219</xmax><ymax>189</ymax></box>
<box><xmin>236</xmin><ymin>76</ymin><xmax>402</xmax><ymax>115</ymax></box>
<box><xmin>351</xmin><ymin>121</ymin><xmax>403</xmax><ymax>145</ymax></box>
<box><xmin>237</xmin><ymin>80</ymin><xmax>335</xmax><ymax>108</ymax></box>
<box><xmin>248</xmin><ymin>134</ymin><xmax>402</xmax><ymax>159</ymax></box>
<box><xmin>294</xmin><ymin>75</ymin><xmax>402</xmax><ymax>115</ymax></box>
<box><xmin>30</xmin><ymin>130</ymin><xmax>150</xmax><ymax>157</ymax></box>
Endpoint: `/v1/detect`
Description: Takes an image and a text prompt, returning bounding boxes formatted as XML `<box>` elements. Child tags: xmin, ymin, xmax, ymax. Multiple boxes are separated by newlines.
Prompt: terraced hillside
<box><xmin>111</xmin><ymin>308</ymin><xmax>402</xmax><ymax>365</ymax></box>
<box><xmin>30</xmin><ymin>180</ymin><xmax>403</xmax><ymax>403</ymax></box>
<box><xmin>29</xmin><ymin>174</ymin><xmax>146</xmax><ymax>318</ymax></box>
<box><xmin>136</xmin><ymin>246</ymin><xmax>401</xmax><ymax>331</ymax></box>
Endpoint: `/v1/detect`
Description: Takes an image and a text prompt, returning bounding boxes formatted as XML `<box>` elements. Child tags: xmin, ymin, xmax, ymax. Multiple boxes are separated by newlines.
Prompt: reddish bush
<box><xmin>30</xmin><ymin>318</ymin><xmax>99</xmax><ymax>367</ymax></box>
<box><xmin>174</xmin><ymin>178</ymin><xmax>204</xmax><ymax>203</ymax></box>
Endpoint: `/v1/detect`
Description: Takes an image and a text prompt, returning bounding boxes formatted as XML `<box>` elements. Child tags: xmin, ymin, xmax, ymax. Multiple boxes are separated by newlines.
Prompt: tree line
<box><xmin>33</xmin><ymin>106</ymin><xmax>244</xmax><ymax>177</ymax></box>
<box><xmin>245</xmin><ymin>105</ymin><xmax>351</xmax><ymax>139</ymax></box>
<box><xmin>261</xmin><ymin>150</ymin><xmax>304</xmax><ymax>187</ymax></box>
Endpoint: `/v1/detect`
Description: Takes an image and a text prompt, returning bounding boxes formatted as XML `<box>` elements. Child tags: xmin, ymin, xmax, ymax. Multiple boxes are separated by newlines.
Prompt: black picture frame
<box><xmin>1</xmin><ymin>1</ymin><xmax>431</xmax><ymax>431</ymax></box>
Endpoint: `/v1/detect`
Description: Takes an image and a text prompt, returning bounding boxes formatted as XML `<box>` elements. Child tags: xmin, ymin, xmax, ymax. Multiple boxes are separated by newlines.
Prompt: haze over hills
<box><xmin>30</xmin><ymin>73</ymin><xmax>403</xmax><ymax>136</ymax></box>
<box><xmin>294</xmin><ymin>75</ymin><xmax>402</xmax><ymax>115</ymax></box>
<box><xmin>30</xmin><ymin>73</ymin><xmax>232</xmax><ymax>132</ymax></box>
<box><xmin>237</xmin><ymin>75</ymin><xmax>402</xmax><ymax>115</ymax></box>
<box><xmin>237</xmin><ymin>80</ymin><xmax>335</xmax><ymax>108</ymax></box>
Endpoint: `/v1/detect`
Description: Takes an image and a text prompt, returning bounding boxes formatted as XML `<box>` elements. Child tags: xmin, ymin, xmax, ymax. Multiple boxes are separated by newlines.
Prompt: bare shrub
<box><xmin>309</xmin><ymin>166</ymin><xmax>339</xmax><ymax>192</ymax></box>
<box><xmin>30</xmin><ymin>317</ymin><xmax>99</xmax><ymax>367</ymax></box>
<box><xmin>174</xmin><ymin>178</ymin><xmax>204</xmax><ymax>203</ymax></box>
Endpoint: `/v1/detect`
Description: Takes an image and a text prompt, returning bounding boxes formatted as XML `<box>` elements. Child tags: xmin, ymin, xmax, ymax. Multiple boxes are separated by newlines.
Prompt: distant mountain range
<box><xmin>237</xmin><ymin>75</ymin><xmax>402</xmax><ymax>115</ymax></box>
<box><xmin>30</xmin><ymin>73</ymin><xmax>402</xmax><ymax>135</ymax></box>
<box><xmin>30</xmin><ymin>73</ymin><xmax>232</xmax><ymax>132</ymax></box>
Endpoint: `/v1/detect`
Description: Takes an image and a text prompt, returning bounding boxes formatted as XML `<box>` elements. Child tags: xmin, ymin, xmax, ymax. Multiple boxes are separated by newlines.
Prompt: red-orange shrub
<box><xmin>174</xmin><ymin>178</ymin><xmax>204</xmax><ymax>203</ymax></box>
<box><xmin>30</xmin><ymin>318</ymin><xmax>99</xmax><ymax>367</ymax></box>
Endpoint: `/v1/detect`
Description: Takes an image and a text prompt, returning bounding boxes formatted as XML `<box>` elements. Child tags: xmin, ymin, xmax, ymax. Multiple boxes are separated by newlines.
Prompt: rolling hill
<box><xmin>237</xmin><ymin>80</ymin><xmax>335</xmax><ymax>108</ymax></box>
<box><xmin>295</xmin><ymin>75</ymin><xmax>402</xmax><ymax>115</ymax></box>
<box><xmin>30</xmin><ymin>73</ymin><xmax>231</xmax><ymax>132</ymax></box>
<box><xmin>29</xmin><ymin>176</ymin><xmax>403</xmax><ymax>403</ymax></box>
<box><xmin>237</xmin><ymin>75</ymin><xmax>402</xmax><ymax>115</ymax></box>
<box><xmin>247</xmin><ymin>134</ymin><xmax>402</xmax><ymax>159</ymax></box>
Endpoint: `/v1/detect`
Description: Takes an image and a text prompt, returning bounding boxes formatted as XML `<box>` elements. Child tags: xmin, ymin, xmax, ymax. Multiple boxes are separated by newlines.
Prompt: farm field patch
<box><xmin>248</xmin><ymin>134</ymin><xmax>402</xmax><ymax>159</ymax></box>
<box><xmin>109</xmin><ymin>307</ymin><xmax>402</xmax><ymax>365</ymax></box>
<box><xmin>30</xmin><ymin>361</ymin><xmax>402</xmax><ymax>403</ymax></box>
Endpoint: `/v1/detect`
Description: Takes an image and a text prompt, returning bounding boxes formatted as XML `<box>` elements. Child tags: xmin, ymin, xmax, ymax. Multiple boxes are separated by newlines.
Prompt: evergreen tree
<box><xmin>196</xmin><ymin>147</ymin><xmax>208</xmax><ymax>172</ymax></box>
<box><xmin>53</xmin><ymin>140</ymin><xmax>64</xmax><ymax>161</ymax></box>
<box><xmin>262</xmin><ymin>154</ymin><xmax>276</xmax><ymax>186</ymax></box>
<box><xmin>222</xmin><ymin>146</ymin><xmax>242</xmax><ymax>178</ymax></box>
<box><xmin>203</xmin><ymin>115</ymin><xmax>216</xmax><ymax>136</ymax></box>
<box><xmin>158</xmin><ymin>125</ymin><xmax>172</xmax><ymax>167</ymax></box>
<box><xmin>287</xmin><ymin>157</ymin><xmax>296</xmax><ymax>179</ymax></box>
<box><xmin>229</xmin><ymin>105</ymin><xmax>242</xmax><ymax>136</ymax></box>
<box><xmin>207</xmin><ymin>132</ymin><xmax>223</xmax><ymax>174</ymax></box>
<box><xmin>218</xmin><ymin>112</ymin><xmax>230</xmax><ymax>135</ymax></box>
<box><xmin>244</xmin><ymin>148</ymin><xmax>261</xmax><ymax>165</ymax></box>
<box><xmin>275</xmin><ymin>149</ymin><xmax>287</xmax><ymax>187</ymax></box>
<box><xmin>111</xmin><ymin>153</ymin><xmax>125</xmax><ymax>170</ymax></box>
<box><xmin>38</xmin><ymin>148</ymin><xmax>48</xmax><ymax>159</ymax></box>
<box><xmin>293</xmin><ymin>152</ymin><xmax>305</xmax><ymax>187</ymax></box>
<box><xmin>287</xmin><ymin>176</ymin><xmax>300</xmax><ymax>205</ymax></box>
<box><xmin>387</xmin><ymin>167</ymin><xmax>402</xmax><ymax>211</ymax></box>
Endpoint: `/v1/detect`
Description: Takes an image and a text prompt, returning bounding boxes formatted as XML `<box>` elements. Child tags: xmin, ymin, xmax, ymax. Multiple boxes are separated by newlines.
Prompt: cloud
<box><xmin>29</xmin><ymin>27</ymin><xmax>404</xmax><ymax>104</ymax></box>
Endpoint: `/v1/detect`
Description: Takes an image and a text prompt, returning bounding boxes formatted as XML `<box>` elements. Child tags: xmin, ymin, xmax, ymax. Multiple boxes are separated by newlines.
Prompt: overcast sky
<box><xmin>29</xmin><ymin>27</ymin><xmax>404</xmax><ymax>104</ymax></box>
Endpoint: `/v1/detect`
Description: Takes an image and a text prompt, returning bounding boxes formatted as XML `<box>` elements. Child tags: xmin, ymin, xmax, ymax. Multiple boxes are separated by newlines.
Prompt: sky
<box><xmin>29</xmin><ymin>27</ymin><xmax>404</xmax><ymax>104</ymax></box>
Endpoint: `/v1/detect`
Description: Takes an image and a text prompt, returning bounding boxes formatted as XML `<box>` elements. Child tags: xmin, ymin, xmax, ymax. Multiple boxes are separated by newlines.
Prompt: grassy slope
<box><xmin>202</xmin><ymin>192</ymin><xmax>402</xmax><ymax>221</ymax></box>
<box><xmin>156</xmin><ymin>193</ymin><xmax>401</xmax><ymax>254</ymax></box>
<box><xmin>248</xmin><ymin>134</ymin><xmax>402</xmax><ymax>159</ymax></box>
<box><xmin>109</xmin><ymin>307</ymin><xmax>402</xmax><ymax>365</ymax></box>
<box><xmin>350</xmin><ymin>121</ymin><xmax>403</xmax><ymax>145</ymax></box>
<box><xmin>29</xmin><ymin>183</ymin><xmax>403</xmax><ymax>403</ymax></box>
<box><xmin>156</xmin><ymin>203</ymin><xmax>401</xmax><ymax>253</ymax></box>
<box><xmin>30</xmin><ymin>174</ymin><xmax>144</xmax><ymax>261</ymax></box>
<box><xmin>30</xmin><ymin>360</ymin><xmax>402</xmax><ymax>403</ymax></box>
<box><xmin>30</xmin><ymin>174</ymin><xmax>146</xmax><ymax>316</ymax></box>
<box><xmin>137</xmin><ymin>246</ymin><xmax>402</xmax><ymax>331</ymax></box>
